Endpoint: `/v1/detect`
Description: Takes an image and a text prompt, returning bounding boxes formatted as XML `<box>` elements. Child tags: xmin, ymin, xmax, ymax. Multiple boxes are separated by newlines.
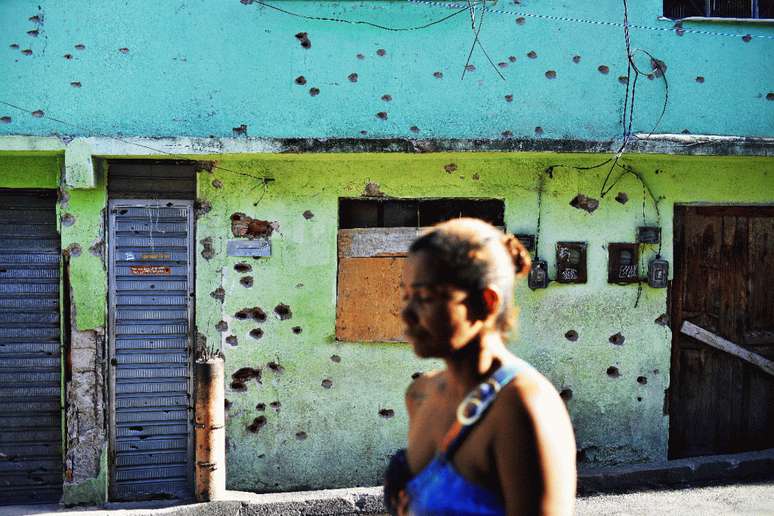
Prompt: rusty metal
<box><xmin>194</xmin><ymin>358</ymin><xmax>225</xmax><ymax>502</ymax></box>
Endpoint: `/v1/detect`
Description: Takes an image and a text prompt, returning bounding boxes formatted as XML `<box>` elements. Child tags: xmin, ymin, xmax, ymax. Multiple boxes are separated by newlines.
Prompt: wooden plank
<box><xmin>681</xmin><ymin>321</ymin><xmax>774</xmax><ymax>378</ymax></box>
<box><xmin>337</xmin><ymin>227</ymin><xmax>424</xmax><ymax>258</ymax></box>
<box><xmin>335</xmin><ymin>257</ymin><xmax>406</xmax><ymax>342</ymax></box>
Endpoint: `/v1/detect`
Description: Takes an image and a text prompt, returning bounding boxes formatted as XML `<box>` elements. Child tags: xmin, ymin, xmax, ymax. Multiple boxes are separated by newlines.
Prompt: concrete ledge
<box><xmin>578</xmin><ymin>448</ymin><xmax>774</xmax><ymax>495</ymax></box>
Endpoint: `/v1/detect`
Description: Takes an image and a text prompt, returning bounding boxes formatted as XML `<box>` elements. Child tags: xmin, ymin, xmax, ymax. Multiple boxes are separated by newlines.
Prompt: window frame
<box><xmin>662</xmin><ymin>0</ymin><xmax>774</xmax><ymax>21</ymax></box>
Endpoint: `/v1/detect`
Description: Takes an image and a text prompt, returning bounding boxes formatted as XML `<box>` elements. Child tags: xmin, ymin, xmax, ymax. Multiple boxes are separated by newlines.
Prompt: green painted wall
<box><xmin>194</xmin><ymin>153</ymin><xmax>773</xmax><ymax>491</ymax></box>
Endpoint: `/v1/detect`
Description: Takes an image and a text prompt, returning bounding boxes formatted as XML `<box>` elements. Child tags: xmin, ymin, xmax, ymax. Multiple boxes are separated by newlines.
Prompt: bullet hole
<box><xmin>360</xmin><ymin>130</ymin><xmax>368</xmax><ymax>136</ymax></box>
<box><xmin>64</xmin><ymin>54</ymin><xmax>73</xmax><ymax>60</ymax></box>
<box><xmin>505</xmin><ymin>94</ymin><xmax>513</xmax><ymax>102</ymax></box>
<box><xmin>88</xmin><ymin>239</ymin><xmax>103</xmax><ymax>258</ymax></box>
<box><xmin>65</xmin><ymin>243</ymin><xmax>82</xmax><ymax>257</ymax></box>
<box><xmin>292</xmin><ymin>326</ymin><xmax>302</xmax><ymax>334</ymax></box>
<box><xmin>615</xmin><ymin>192</ymin><xmax>629</xmax><ymax>204</ymax></box>
<box><xmin>256</xmin><ymin>403</ymin><xmax>266</xmax><ymax>411</ymax></box>
<box><xmin>618</xmin><ymin>75</ymin><xmax>629</xmax><ymax>85</ymax></box>
<box><xmin>294</xmin><ymin>75</ymin><xmax>307</xmax><ymax>85</ymax></box>
<box><xmin>637</xmin><ymin>376</ymin><xmax>648</xmax><ymax>385</ymax></box>
<box><xmin>31</xmin><ymin>110</ymin><xmax>44</xmax><ymax>118</ymax></box>
<box><xmin>444</xmin><ymin>163</ymin><xmax>458</xmax><ymax>174</ymax></box>
<box><xmin>651</xmin><ymin>58</ymin><xmax>667</xmax><ymax>77</ymax></box>
<box><xmin>274</xmin><ymin>303</ymin><xmax>292</xmax><ymax>320</ymax></box>
<box><xmin>270</xmin><ymin>401</ymin><xmax>281</xmax><ymax>412</ymax></box>
<box><xmin>10</xmin><ymin>43</ymin><xmax>19</xmax><ymax>49</ymax></box>
<box><xmin>74</xmin><ymin>44</ymin><xmax>85</xmax><ymax>50</ymax></box>
<box><xmin>363</xmin><ymin>181</ymin><xmax>384</xmax><ymax>197</ymax></box>
<box><xmin>516</xmin><ymin>16</ymin><xmax>526</xmax><ymax>25</ymax></box>
<box><xmin>70</xmin><ymin>81</ymin><xmax>82</xmax><ymax>88</ymax></box>
<box><xmin>232</xmin><ymin>124</ymin><xmax>248</xmax><ymax>136</ymax></box>
<box><xmin>0</xmin><ymin>117</ymin><xmax>11</xmax><ymax>124</ymax></box>
<box><xmin>433</xmin><ymin>71</ymin><xmax>443</xmax><ymax>79</ymax></box>
<box><xmin>247</xmin><ymin>416</ymin><xmax>267</xmax><ymax>433</ymax></box>
<box><xmin>675</xmin><ymin>27</ymin><xmax>685</xmax><ymax>36</ymax></box>
<box><xmin>609</xmin><ymin>332</ymin><xmax>625</xmax><ymax>346</ymax></box>
<box><xmin>695</xmin><ymin>76</ymin><xmax>705</xmax><ymax>83</ymax></box>
<box><xmin>119</xmin><ymin>47</ymin><xmax>129</xmax><ymax>54</ymax></box>
<box><xmin>534</xmin><ymin>126</ymin><xmax>544</xmax><ymax>136</ymax></box>
<box><xmin>200</xmin><ymin>237</ymin><xmax>214</xmax><ymax>260</ymax></box>
<box><xmin>330</xmin><ymin>354</ymin><xmax>341</xmax><ymax>363</ymax></box>
<box><xmin>572</xmin><ymin>55</ymin><xmax>581</xmax><ymax>63</ymax></box>
<box><xmin>302</xmin><ymin>210</ymin><xmax>314</xmax><ymax>220</ymax></box>
<box><xmin>497</xmin><ymin>62</ymin><xmax>508</xmax><ymax>68</ymax></box>
<box><xmin>356</xmin><ymin>53</ymin><xmax>365</xmax><ymax>60</ymax></box>
<box><xmin>309</xmin><ymin>87</ymin><xmax>320</xmax><ymax>96</ymax></box>
<box><xmin>501</xmin><ymin>131</ymin><xmax>513</xmax><ymax>139</ymax></box>
<box><xmin>209</xmin><ymin>179</ymin><xmax>223</xmax><ymax>190</ymax></box>
<box><xmin>376</xmin><ymin>48</ymin><xmax>386</xmax><ymax>56</ymax></box>
<box><xmin>465</xmin><ymin>64</ymin><xmax>476</xmax><ymax>72</ymax></box>
<box><xmin>230</xmin><ymin>213</ymin><xmax>277</xmax><ymax>239</ymax></box>
<box><xmin>267</xmin><ymin>361</ymin><xmax>285</xmax><ymax>374</ymax></box>
<box><xmin>240</xmin><ymin>276</ymin><xmax>254</xmax><ymax>288</ymax></box>
<box><xmin>216</xmin><ymin>320</ymin><xmax>228</xmax><ymax>332</ymax></box>
<box><xmin>560</xmin><ymin>389</ymin><xmax>573</xmax><ymax>401</ymax></box>
<box><xmin>27</xmin><ymin>30</ymin><xmax>39</xmax><ymax>37</ymax></box>
<box><xmin>249</xmin><ymin>328</ymin><xmax>264</xmax><ymax>340</ymax></box>
<box><xmin>607</xmin><ymin>366</ymin><xmax>620</xmax><ymax>378</ymax></box>
<box><xmin>58</xmin><ymin>213</ymin><xmax>75</xmax><ymax>227</ymax></box>
<box><xmin>348</xmin><ymin>73</ymin><xmax>358</xmax><ymax>82</ymax></box>
<box><xmin>381</xmin><ymin>94</ymin><xmax>392</xmax><ymax>102</ymax></box>
<box><xmin>681</xmin><ymin>129</ymin><xmax>691</xmax><ymax>134</ymax></box>
<box><xmin>321</xmin><ymin>378</ymin><xmax>333</xmax><ymax>389</ymax></box>
<box><xmin>767</xmin><ymin>93</ymin><xmax>774</xmax><ymax>101</ymax></box>
<box><xmin>225</xmin><ymin>399</ymin><xmax>232</xmax><ymax>410</ymax></box>
<box><xmin>231</xmin><ymin>368</ymin><xmax>262</xmax><ymax>392</ymax></box>
<box><xmin>653</xmin><ymin>369</ymin><xmax>659</xmax><ymax>375</ymax></box>
<box><xmin>295</xmin><ymin>431</ymin><xmax>308</xmax><ymax>441</ymax></box>
<box><xmin>234</xmin><ymin>263</ymin><xmax>252</xmax><ymax>273</ymax></box>
<box><xmin>210</xmin><ymin>287</ymin><xmax>225</xmax><ymax>302</ymax></box>
<box><xmin>598</xmin><ymin>65</ymin><xmax>609</xmax><ymax>74</ymax></box>
<box><xmin>376</xmin><ymin>111</ymin><xmax>388</xmax><ymax>120</ymax></box>
<box><xmin>21</xmin><ymin>49</ymin><xmax>33</xmax><ymax>56</ymax></box>
<box><xmin>411</xmin><ymin>372</ymin><xmax>423</xmax><ymax>380</ymax></box>
<box><xmin>410</xmin><ymin>126</ymin><xmax>420</xmax><ymax>133</ymax></box>
<box><xmin>225</xmin><ymin>335</ymin><xmax>238</xmax><ymax>346</ymax></box>
<box><xmin>545</xmin><ymin>70</ymin><xmax>556</xmax><ymax>79</ymax></box>
<box><xmin>742</xmin><ymin>34</ymin><xmax>752</xmax><ymax>42</ymax></box>
<box><xmin>472</xmin><ymin>173</ymin><xmax>480</xmax><ymax>181</ymax></box>
<box><xmin>565</xmin><ymin>330</ymin><xmax>579</xmax><ymax>342</ymax></box>
<box><xmin>295</xmin><ymin>32</ymin><xmax>311</xmax><ymax>49</ymax></box>
<box><xmin>236</xmin><ymin>307</ymin><xmax>267</xmax><ymax>322</ymax></box>
<box><xmin>570</xmin><ymin>194</ymin><xmax>599</xmax><ymax>213</ymax></box>
<box><xmin>655</xmin><ymin>314</ymin><xmax>669</xmax><ymax>326</ymax></box>
<box><xmin>508</xmin><ymin>55</ymin><xmax>517</xmax><ymax>62</ymax></box>
<box><xmin>296</xmin><ymin>283</ymin><xmax>304</xmax><ymax>288</ymax></box>
<box><xmin>194</xmin><ymin>199</ymin><xmax>212</xmax><ymax>218</ymax></box>
<box><xmin>637</xmin><ymin>396</ymin><xmax>643</xmax><ymax>402</ymax></box>
<box><xmin>379</xmin><ymin>409</ymin><xmax>395</xmax><ymax>419</ymax></box>
<box><xmin>527</xmin><ymin>51</ymin><xmax>537</xmax><ymax>59</ymax></box>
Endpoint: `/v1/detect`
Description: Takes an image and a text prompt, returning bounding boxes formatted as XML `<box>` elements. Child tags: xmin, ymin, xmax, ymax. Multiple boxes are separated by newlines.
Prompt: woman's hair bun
<box><xmin>501</xmin><ymin>234</ymin><xmax>532</xmax><ymax>279</ymax></box>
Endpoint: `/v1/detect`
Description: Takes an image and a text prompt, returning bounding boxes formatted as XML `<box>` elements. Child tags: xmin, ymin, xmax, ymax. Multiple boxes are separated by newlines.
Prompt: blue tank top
<box><xmin>404</xmin><ymin>362</ymin><xmax>523</xmax><ymax>516</ymax></box>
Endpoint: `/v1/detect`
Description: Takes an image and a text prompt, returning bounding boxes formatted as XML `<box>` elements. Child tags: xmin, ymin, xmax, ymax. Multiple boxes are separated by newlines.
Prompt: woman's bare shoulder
<box><xmin>405</xmin><ymin>369</ymin><xmax>446</xmax><ymax>417</ymax></box>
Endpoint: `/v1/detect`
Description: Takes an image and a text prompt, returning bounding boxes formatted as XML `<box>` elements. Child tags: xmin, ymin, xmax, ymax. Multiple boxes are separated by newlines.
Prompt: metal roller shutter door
<box><xmin>108</xmin><ymin>200</ymin><xmax>193</xmax><ymax>501</ymax></box>
<box><xmin>0</xmin><ymin>189</ymin><xmax>63</xmax><ymax>505</ymax></box>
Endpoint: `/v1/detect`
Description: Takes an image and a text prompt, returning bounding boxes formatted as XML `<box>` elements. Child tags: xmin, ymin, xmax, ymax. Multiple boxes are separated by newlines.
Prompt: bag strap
<box><xmin>438</xmin><ymin>362</ymin><xmax>522</xmax><ymax>461</ymax></box>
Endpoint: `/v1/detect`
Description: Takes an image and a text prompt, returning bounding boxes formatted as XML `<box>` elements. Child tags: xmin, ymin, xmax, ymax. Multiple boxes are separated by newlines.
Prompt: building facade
<box><xmin>1</xmin><ymin>0</ymin><xmax>772</xmax><ymax>506</ymax></box>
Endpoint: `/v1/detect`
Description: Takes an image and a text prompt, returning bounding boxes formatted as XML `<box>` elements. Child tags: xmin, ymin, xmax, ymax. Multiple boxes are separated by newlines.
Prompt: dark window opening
<box><xmin>664</xmin><ymin>0</ymin><xmax>773</xmax><ymax>18</ymax></box>
<box><xmin>339</xmin><ymin>198</ymin><xmax>505</xmax><ymax>229</ymax></box>
<box><xmin>107</xmin><ymin>159</ymin><xmax>197</xmax><ymax>199</ymax></box>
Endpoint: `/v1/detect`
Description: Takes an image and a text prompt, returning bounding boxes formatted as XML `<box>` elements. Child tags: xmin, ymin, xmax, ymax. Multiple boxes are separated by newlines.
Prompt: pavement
<box><xmin>1</xmin><ymin>448</ymin><xmax>772</xmax><ymax>516</ymax></box>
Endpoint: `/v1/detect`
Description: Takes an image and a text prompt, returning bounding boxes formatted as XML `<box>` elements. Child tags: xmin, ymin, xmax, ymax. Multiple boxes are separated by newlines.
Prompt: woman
<box><xmin>384</xmin><ymin>218</ymin><xmax>576</xmax><ymax>516</ymax></box>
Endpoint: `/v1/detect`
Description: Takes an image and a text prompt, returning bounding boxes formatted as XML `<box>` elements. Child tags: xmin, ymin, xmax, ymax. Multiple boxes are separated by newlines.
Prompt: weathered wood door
<box><xmin>669</xmin><ymin>205</ymin><xmax>774</xmax><ymax>459</ymax></box>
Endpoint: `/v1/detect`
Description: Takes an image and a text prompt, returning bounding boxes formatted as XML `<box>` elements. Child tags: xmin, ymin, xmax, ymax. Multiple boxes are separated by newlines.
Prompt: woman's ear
<box><xmin>481</xmin><ymin>286</ymin><xmax>502</xmax><ymax>319</ymax></box>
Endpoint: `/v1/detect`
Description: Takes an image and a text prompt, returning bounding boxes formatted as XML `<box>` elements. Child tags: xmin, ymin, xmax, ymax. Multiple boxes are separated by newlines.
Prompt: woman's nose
<box><xmin>401</xmin><ymin>302</ymin><xmax>418</xmax><ymax>325</ymax></box>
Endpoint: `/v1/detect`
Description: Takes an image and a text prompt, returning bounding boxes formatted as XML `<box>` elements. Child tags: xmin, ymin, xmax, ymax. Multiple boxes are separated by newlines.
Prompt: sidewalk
<box><xmin>2</xmin><ymin>448</ymin><xmax>772</xmax><ymax>516</ymax></box>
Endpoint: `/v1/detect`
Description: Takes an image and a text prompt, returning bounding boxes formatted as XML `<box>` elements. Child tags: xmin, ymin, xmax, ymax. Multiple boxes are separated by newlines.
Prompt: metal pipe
<box><xmin>194</xmin><ymin>358</ymin><xmax>225</xmax><ymax>501</ymax></box>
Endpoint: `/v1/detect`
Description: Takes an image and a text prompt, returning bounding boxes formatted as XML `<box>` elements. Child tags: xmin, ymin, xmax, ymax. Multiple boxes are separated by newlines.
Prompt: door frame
<box><xmin>106</xmin><ymin>199</ymin><xmax>196</xmax><ymax>500</ymax></box>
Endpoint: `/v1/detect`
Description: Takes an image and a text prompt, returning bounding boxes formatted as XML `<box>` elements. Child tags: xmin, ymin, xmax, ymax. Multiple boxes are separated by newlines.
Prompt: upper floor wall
<box><xmin>1</xmin><ymin>1</ymin><xmax>773</xmax><ymax>141</ymax></box>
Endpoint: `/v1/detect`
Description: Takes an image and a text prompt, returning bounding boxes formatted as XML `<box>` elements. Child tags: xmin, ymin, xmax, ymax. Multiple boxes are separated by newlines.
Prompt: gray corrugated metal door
<box><xmin>0</xmin><ymin>190</ymin><xmax>63</xmax><ymax>504</ymax></box>
<box><xmin>108</xmin><ymin>200</ymin><xmax>193</xmax><ymax>501</ymax></box>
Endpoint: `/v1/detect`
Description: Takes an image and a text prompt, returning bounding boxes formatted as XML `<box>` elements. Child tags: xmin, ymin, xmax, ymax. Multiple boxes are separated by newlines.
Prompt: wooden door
<box><xmin>669</xmin><ymin>205</ymin><xmax>774</xmax><ymax>459</ymax></box>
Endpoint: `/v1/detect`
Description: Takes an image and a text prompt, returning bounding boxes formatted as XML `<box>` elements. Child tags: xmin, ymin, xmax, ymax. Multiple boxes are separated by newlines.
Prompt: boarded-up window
<box><xmin>335</xmin><ymin>199</ymin><xmax>504</xmax><ymax>342</ymax></box>
<box><xmin>664</xmin><ymin>0</ymin><xmax>772</xmax><ymax>18</ymax></box>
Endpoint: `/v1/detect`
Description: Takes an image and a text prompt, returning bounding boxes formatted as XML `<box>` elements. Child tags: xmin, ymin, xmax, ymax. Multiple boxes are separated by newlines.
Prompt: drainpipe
<box><xmin>194</xmin><ymin>357</ymin><xmax>225</xmax><ymax>501</ymax></box>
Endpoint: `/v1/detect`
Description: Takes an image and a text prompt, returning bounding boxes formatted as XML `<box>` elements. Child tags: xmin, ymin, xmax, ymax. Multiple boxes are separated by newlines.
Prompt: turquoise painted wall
<box><xmin>1</xmin><ymin>1</ymin><xmax>773</xmax><ymax>140</ymax></box>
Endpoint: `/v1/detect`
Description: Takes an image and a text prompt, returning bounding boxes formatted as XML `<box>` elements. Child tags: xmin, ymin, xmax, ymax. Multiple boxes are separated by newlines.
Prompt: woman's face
<box><xmin>400</xmin><ymin>251</ymin><xmax>483</xmax><ymax>358</ymax></box>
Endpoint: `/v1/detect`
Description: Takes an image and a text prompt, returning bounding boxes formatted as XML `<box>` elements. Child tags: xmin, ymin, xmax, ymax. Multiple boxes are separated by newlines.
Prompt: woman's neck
<box><xmin>443</xmin><ymin>332</ymin><xmax>511</xmax><ymax>395</ymax></box>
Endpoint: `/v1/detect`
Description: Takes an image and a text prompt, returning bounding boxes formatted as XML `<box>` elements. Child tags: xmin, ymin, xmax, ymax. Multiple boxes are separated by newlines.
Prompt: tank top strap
<box><xmin>439</xmin><ymin>361</ymin><xmax>524</xmax><ymax>461</ymax></box>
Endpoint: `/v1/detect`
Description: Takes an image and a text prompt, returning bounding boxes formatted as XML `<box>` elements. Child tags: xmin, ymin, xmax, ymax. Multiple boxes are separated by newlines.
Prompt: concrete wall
<box><xmin>1</xmin><ymin>1</ymin><xmax>773</xmax><ymax>141</ymax></box>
